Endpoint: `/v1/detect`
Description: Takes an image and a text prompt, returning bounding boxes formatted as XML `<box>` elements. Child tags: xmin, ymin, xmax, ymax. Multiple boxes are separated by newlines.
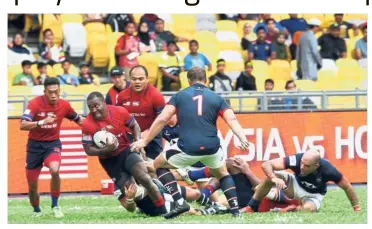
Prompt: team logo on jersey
<box><xmin>123</xmin><ymin>101</ymin><xmax>130</xmax><ymax>106</ymax></box>
<box><xmin>38</xmin><ymin>112</ymin><xmax>46</xmax><ymax>117</ymax></box>
<box><xmin>47</xmin><ymin>112</ymin><xmax>54</xmax><ymax>116</ymax></box>
<box><xmin>106</xmin><ymin>125</ymin><xmax>114</xmax><ymax>129</ymax></box>
<box><xmin>82</xmin><ymin>135</ymin><xmax>93</xmax><ymax>141</ymax></box>
<box><xmin>53</xmin><ymin>147</ymin><xmax>61</xmax><ymax>153</ymax></box>
<box><xmin>133</xmin><ymin>101</ymin><xmax>140</xmax><ymax>106</ymax></box>
<box><xmin>24</xmin><ymin>109</ymin><xmax>31</xmax><ymax>115</ymax></box>
<box><xmin>289</xmin><ymin>155</ymin><xmax>296</xmax><ymax>166</ymax></box>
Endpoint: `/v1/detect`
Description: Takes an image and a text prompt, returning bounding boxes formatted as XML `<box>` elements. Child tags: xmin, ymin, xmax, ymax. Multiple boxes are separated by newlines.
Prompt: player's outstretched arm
<box><xmin>20</xmin><ymin>115</ymin><xmax>56</xmax><ymax>131</ymax></box>
<box><xmin>145</xmin><ymin>105</ymin><xmax>176</xmax><ymax>144</ymax></box>
<box><xmin>221</xmin><ymin>109</ymin><xmax>249</xmax><ymax>150</ymax></box>
<box><xmin>130</xmin><ymin>119</ymin><xmax>142</xmax><ymax>141</ymax></box>
<box><xmin>337</xmin><ymin>176</ymin><xmax>361</xmax><ymax>211</ymax></box>
<box><xmin>262</xmin><ymin>158</ymin><xmax>287</xmax><ymax>190</ymax></box>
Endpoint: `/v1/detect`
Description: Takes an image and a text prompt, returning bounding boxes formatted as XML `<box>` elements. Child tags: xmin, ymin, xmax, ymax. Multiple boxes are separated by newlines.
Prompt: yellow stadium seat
<box><xmin>336</xmin><ymin>58</ymin><xmax>359</xmax><ymax>69</ymax></box>
<box><xmin>53</xmin><ymin>63</ymin><xmax>79</xmax><ymax>76</ymax></box>
<box><xmin>346</xmin><ymin>38</ymin><xmax>358</xmax><ymax>59</ymax></box>
<box><xmin>251</xmin><ymin>60</ymin><xmax>269</xmax><ymax>79</ymax></box>
<box><xmin>273</xmin><ymin>80</ymin><xmax>287</xmax><ymax>91</ymax></box>
<box><xmin>348</xmin><ymin>28</ymin><xmax>363</xmax><ymax>40</ymax></box>
<box><xmin>328</xmin><ymin>96</ymin><xmax>357</xmax><ymax>109</ymax></box>
<box><xmin>177</xmin><ymin>42</ymin><xmax>189</xmax><ymax>52</ymax></box>
<box><xmin>218</xmin><ymin>41</ymin><xmax>240</xmax><ymax>51</ymax></box>
<box><xmin>268</xmin><ymin>60</ymin><xmax>292</xmax><ymax>81</ymax></box>
<box><xmin>92</xmin><ymin>74</ymin><xmax>101</xmax><ymax>86</ymax></box>
<box><xmin>317</xmin><ymin>69</ymin><xmax>338</xmax><ymax>82</ymax></box>
<box><xmin>138</xmin><ymin>53</ymin><xmax>159</xmax><ymax>86</ymax></box>
<box><xmin>230</xmin><ymin>97</ymin><xmax>258</xmax><ymax>111</ymax></box>
<box><xmin>344</xmin><ymin>14</ymin><xmax>367</xmax><ymax>21</ymax></box>
<box><xmin>338</xmin><ymin>68</ymin><xmax>362</xmax><ymax>81</ymax></box>
<box><xmin>85</xmin><ymin>22</ymin><xmax>106</xmax><ymax>35</ymax></box>
<box><xmin>179</xmin><ymin>72</ymin><xmax>189</xmax><ymax>89</ymax></box>
<box><xmin>8</xmin><ymin>86</ymin><xmax>32</xmax><ymax>95</ymax></box>
<box><xmin>290</xmin><ymin>60</ymin><xmax>297</xmax><ymax>75</ymax></box>
<box><xmin>97</xmin><ymin>83</ymin><xmax>114</xmax><ymax>94</ymax></box>
<box><xmin>255</xmin><ymin>77</ymin><xmax>268</xmax><ymax>91</ymax></box>
<box><xmin>240</xmin><ymin>50</ymin><xmax>249</xmax><ymax>62</ymax></box>
<box><xmin>216</xmin><ymin>20</ymin><xmax>238</xmax><ymax>33</ymax></box>
<box><xmin>173</xmin><ymin>15</ymin><xmax>196</xmax><ymax>40</ymax></box>
<box><xmin>60</xmin><ymin>14</ymin><xmax>84</xmax><ymax>24</ymax></box>
<box><xmin>31</xmin><ymin>64</ymin><xmax>54</xmax><ymax>78</ymax></box>
<box><xmin>195</xmin><ymin>31</ymin><xmax>218</xmax><ymax>45</ymax></box>
<box><xmin>295</xmin><ymin>80</ymin><xmax>316</xmax><ymax>91</ymax></box>
<box><xmin>133</xmin><ymin>14</ymin><xmax>144</xmax><ymax>24</ymax></box>
<box><xmin>225</xmin><ymin>60</ymin><xmax>244</xmax><ymax>72</ymax></box>
<box><xmin>8</xmin><ymin>65</ymin><xmax>23</xmax><ymax>76</ymax></box>
<box><xmin>106</xmin><ymin>24</ymin><xmax>113</xmax><ymax>34</ymax></box>
<box><xmin>86</xmin><ymin>34</ymin><xmax>110</xmax><ymax>68</ymax></box>
<box><xmin>361</xmin><ymin>68</ymin><xmax>367</xmax><ymax>81</ymax></box>
<box><xmin>39</xmin><ymin>14</ymin><xmax>63</xmax><ymax>45</ymax></box>
<box><xmin>107</xmin><ymin>32</ymin><xmax>124</xmax><ymax>71</ymax></box>
<box><xmin>77</xmin><ymin>85</ymin><xmax>100</xmax><ymax>95</ymax></box>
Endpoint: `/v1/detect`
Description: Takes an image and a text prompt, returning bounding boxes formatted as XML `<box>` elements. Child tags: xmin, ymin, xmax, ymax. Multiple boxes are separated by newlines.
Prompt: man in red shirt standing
<box><xmin>115</xmin><ymin>22</ymin><xmax>141</xmax><ymax>79</ymax></box>
<box><xmin>82</xmin><ymin>92</ymin><xmax>166</xmax><ymax>215</ymax></box>
<box><xmin>20</xmin><ymin>78</ymin><xmax>83</xmax><ymax>218</ymax></box>
<box><xmin>105</xmin><ymin>66</ymin><xmax>131</xmax><ymax>105</ymax></box>
<box><xmin>117</xmin><ymin>65</ymin><xmax>165</xmax><ymax>161</ymax></box>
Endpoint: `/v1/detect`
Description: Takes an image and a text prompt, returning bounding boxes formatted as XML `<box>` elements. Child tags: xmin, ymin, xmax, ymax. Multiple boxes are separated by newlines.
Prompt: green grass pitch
<box><xmin>8</xmin><ymin>186</ymin><xmax>367</xmax><ymax>224</ymax></box>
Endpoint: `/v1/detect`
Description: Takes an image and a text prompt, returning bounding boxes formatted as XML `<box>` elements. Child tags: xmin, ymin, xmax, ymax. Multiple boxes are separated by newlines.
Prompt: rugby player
<box><xmin>131</xmin><ymin>67</ymin><xmax>249</xmax><ymax>219</ymax></box>
<box><xmin>246</xmin><ymin>149</ymin><xmax>361</xmax><ymax>213</ymax></box>
<box><xmin>117</xmin><ymin>65</ymin><xmax>165</xmax><ymax>161</ymax></box>
<box><xmin>81</xmin><ymin>92</ymin><xmax>167</xmax><ymax>215</ymax></box>
<box><xmin>20</xmin><ymin>77</ymin><xmax>84</xmax><ymax>218</ymax></box>
<box><xmin>105</xmin><ymin>66</ymin><xmax>131</xmax><ymax>105</ymax></box>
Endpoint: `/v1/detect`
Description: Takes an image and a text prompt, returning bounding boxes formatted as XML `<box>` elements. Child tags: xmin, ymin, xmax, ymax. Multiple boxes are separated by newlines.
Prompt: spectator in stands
<box><xmin>241</xmin><ymin>23</ymin><xmax>257</xmax><ymax>51</ymax></box>
<box><xmin>257</xmin><ymin>79</ymin><xmax>285</xmax><ymax>110</ymax></box>
<box><xmin>280</xmin><ymin>14</ymin><xmax>308</xmax><ymax>37</ymax></box>
<box><xmin>115</xmin><ymin>22</ymin><xmax>140</xmax><ymax>78</ymax></box>
<box><xmin>318</xmin><ymin>23</ymin><xmax>347</xmax><ymax>60</ymax></box>
<box><xmin>57</xmin><ymin>60</ymin><xmax>79</xmax><ymax>86</ymax></box>
<box><xmin>35</xmin><ymin>62</ymin><xmax>49</xmax><ymax>85</ymax></box>
<box><xmin>273</xmin><ymin>32</ymin><xmax>291</xmax><ymax>61</ymax></box>
<box><xmin>296</xmin><ymin>19</ymin><xmax>323</xmax><ymax>81</ymax></box>
<box><xmin>209</xmin><ymin>59</ymin><xmax>233</xmax><ymax>93</ymax></box>
<box><xmin>265</xmin><ymin>79</ymin><xmax>275</xmax><ymax>91</ymax></box>
<box><xmin>265</xmin><ymin>18</ymin><xmax>280</xmax><ymax>42</ymax></box>
<box><xmin>153</xmin><ymin>18</ymin><xmax>188</xmax><ymax>52</ymax></box>
<box><xmin>106</xmin><ymin>66</ymin><xmax>131</xmax><ymax>105</ymax></box>
<box><xmin>13</xmin><ymin>60</ymin><xmax>35</xmax><ymax>86</ymax></box>
<box><xmin>332</xmin><ymin>14</ymin><xmax>357</xmax><ymax>39</ymax></box>
<box><xmin>159</xmin><ymin>41</ymin><xmax>184</xmax><ymax>91</ymax></box>
<box><xmin>83</xmin><ymin>14</ymin><xmax>107</xmax><ymax>25</ymax></box>
<box><xmin>78</xmin><ymin>62</ymin><xmax>99</xmax><ymax>86</ymax></box>
<box><xmin>254</xmin><ymin>14</ymin><xmax>286</xmax><ymax>34</ymax></box>
<box><xmin>183</xmin><ymin>40</ymin><xmax>212</xmax><ymax>71</ymax></box>
<box><xmin>235</xmin><ymin>61</ymin><xmax>257</xmax><ymax>91</ymax></box>
<box><xmin>284</xmin><ymin>80</ymin><xmax>316</xmax><ymax>110</ymax></box>
<box><xmin>219</xmin><ymin>14</ymin><xmax>239</xmax><ymax>21</ymax></box>
<box><xmin>105</xmin><ymin>14</ymin><xmax>134</xmax><ymax>33</ymax></box>
<box><xmin>355</xmin><ymin>24</ymin><xmax>367</xmax><ymax>60</ymax></box>
<box><xmin>38</xmin><ymin>29</ymin><xmax>65</xmax><ymax>65</ymax></box>
<box><xmin>246</xmin><ymin>14</ymin><xmax>261</xmax><ymax>21</ymax></box>
<box><xmin>140</xmin><ymin>14</ymin><xmax>159</xmax><ymax>32</ymax></box>
<box><xmin>138</xmin><ymin>22</ymin><xmax>156</xmax><ymax>53</ymax></box>
<box><xmin>249</xmin><ymin>27</ymin><xmax>276</xmax><ymax>63</ymax></box>
<box><xmin>7</xmin><ymin>32</ymin><xmax>35</xmax><ymax>65</ymax></box>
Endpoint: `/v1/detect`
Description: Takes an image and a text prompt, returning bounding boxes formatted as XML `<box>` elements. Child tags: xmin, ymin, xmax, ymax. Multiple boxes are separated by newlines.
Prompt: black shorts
<box><xmin>232</xmin><ymin>173</ymin><xmax>254</xmax><ymax>208</ymax></box>
<box><xmin>99</xmin><ymin>147</ymin><xmax>142</xmax><ymax>189</ymax></box>
<box><xmin>26</xmin><ymin>139</ymin><xmax>62</xmax><ymax>170</ymax></box>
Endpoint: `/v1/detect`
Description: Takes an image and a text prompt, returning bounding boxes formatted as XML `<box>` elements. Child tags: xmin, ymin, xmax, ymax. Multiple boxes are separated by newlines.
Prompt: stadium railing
<box><xmin>8</xmin><ymin>89</ymin><xmax>367</xmax><ymax>118</ymax></box>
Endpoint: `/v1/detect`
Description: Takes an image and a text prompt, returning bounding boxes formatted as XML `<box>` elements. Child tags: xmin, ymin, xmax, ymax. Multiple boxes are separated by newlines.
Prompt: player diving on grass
<box><xmin>20</xmin><ymin>77</ymin><xmax>84</xmax><ymax>218</ymax></box>
<box><xmin>81</xmin><ymin>92</ymin><xmax>168</xmax><ymax>216</ymax></box>
<box><xmin>245</xmin><ymin>149</ymin><xmax>361</xmax><ymax>213</ymax></box>
<box><xmin>131</xmin><ymin>67</ymin><xmax>250</xmax><ymax>219</ymax></box>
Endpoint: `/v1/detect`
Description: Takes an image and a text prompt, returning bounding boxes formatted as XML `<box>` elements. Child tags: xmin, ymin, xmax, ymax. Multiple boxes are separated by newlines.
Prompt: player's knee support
<box><xmin>26</xmin><ymin>168</ymin><xmax>41</xmax><ymax>182</ymax></box>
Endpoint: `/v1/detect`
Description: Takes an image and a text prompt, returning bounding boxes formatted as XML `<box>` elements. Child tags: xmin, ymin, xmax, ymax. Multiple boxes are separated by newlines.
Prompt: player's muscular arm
<box><xmin>337</xmin><ymin>176</ymin><xmax>361</xmax><ymax>211</ymax></box>
<box><xmin>20</xmin><ymin>120</ymin><xmax>39</xmax><ymax>130</ymax></box>
<box><xmin>222</xmin><ymin>109</ymin><xmax>247</xmax><ymax>143</ymax></box>
<box><xmin>144</xmin><ymin>105</ymin><xmax>175</xmax><ymax>144</ymax></box>
<box><xmin>83</xmin><ymin>143</ymin><xmax>115</xmax><ymax>157</ymax></box>
<box><xmin>130</xmin><ymin>120</ymin><xmax>142</xmax><ymax>142</ymax></box>
<box><xmin>160</xmin><ymin>68</ymin><xmax>178</xmax><ymax>81</ymax></box>
<box><xmin>20</xmin><ymin>115</ymin><xmax>56</xmax><ymax>130</ymax></box>
<box><xmin>261</xmin><ymin>158</ymin><xmax>286</xmax><ymax>179</ymax></box>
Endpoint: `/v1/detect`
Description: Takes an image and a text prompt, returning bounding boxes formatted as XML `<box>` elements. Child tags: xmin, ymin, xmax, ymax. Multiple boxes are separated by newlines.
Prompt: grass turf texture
<box><xmin>8</xmin><ymin>186</ymin><xmax>367</xmax><ymax>224</ymax></box>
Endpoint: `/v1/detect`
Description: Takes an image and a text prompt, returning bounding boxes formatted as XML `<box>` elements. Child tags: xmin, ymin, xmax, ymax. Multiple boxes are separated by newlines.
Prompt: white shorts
<box><xmin>278</xmin><ymin>171</ymin><xmax>324</xmax><ymax>211</ymax></box>
<box><xmin>164</xmin><ymin>143</ymin><xmax>224</xmax><ymax>169</ymax></box>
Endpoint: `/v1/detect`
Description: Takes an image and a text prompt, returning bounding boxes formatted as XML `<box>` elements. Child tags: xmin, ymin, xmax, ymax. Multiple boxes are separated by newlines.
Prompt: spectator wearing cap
<box><xmin>115</xmin><ymin>22</ymin><xmax>141</xmax><ymax>78</ymax></box>
<box><xmin>296</xmin><ymin>18</ymin><xmax>323</xmax><ymax>81</ymax></box>
<box><xmin>36</xmin><ymin>62</ymin><xmax>49</xmax><ymax>85</ymax></box>
<box><xmin>183</xmin><ymin>40</ymin><xmax>212</xmax><ymax>71</ymax></box>
<box><xmin>159</xmin><ymin>41</ymin><xmax>184</xmax><ymax>91</ymax></box>
<box><xmin>332</xmin><ymin>14</ymin><xmax>357</xmax><ymax>39</ymax></box>
<box><xmin>254</xmin><ymin>14</ymin><xmax>287</xmax><ymax>34</ymax></box>
<box><xmin>355</xmin><ymin>24</ymin><xmax>367</xmax><ymax>60</ymax></box>
<box><xmin>78</xmin><ymin>62</ymin><xmax>100</xmax><ymax>86</ymax></box>
<box><xmin>13</xmin><ymin>60</ymin><xmax>36</xmax><ymax>86</ymax></box>
<box><xmin>153</xmin><ymin>18</ymin><xmax>188</xmax><ymax>52</ymax></box>
<box><xmin>241</xmin><ymin>23</ymin><xmax>257</xmax><ymax>51</ymax></box>
<box><xmin>249</xmin><ymin>27</ymin><xmax>276</xmax><ymax>63</ymax></box>
<box><xmin>318</xmin><ymin>23</ymin><xmax>347</xmax><ymax>60</ymax></box>
<box><xmin>236</xmin><ymin>61</ymin><xmax>257</xmax><ymax>91</ymax></box>
<box><xmin>57</xmin><ymin>60</ymin><xmax>79</xmax><ymax>86</ymax></box>
<box><xmin>280</xmin><ymin>14</ymin><xmax>308</xmax><ymax>37</ymax></box>
<box><xmin>209</xmin><ymin>59</ymin><xmax>233</xmax><ymax>93</ymax></box>
<box><xmin>106</xmin><ymin>66</ymin><xmax>131</xmax><ymax>105</ymax></box>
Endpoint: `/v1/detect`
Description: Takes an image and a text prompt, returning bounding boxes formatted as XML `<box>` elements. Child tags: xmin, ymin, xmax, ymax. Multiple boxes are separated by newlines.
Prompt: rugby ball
<box><xmin>93</xmin><ymin>131</ymin><xmax>119</xmax><ymax>149</ymax></box>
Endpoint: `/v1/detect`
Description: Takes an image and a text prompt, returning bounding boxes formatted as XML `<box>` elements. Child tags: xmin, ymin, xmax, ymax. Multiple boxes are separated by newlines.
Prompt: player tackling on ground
<box><xmin>20</xmin><ymin>78</ymin><xmax>84</xmax><ymax>218</ymax></box>
<box><xmin>131</xmin><ymin>67</ymin><xmax>249</xmax><ymax>219</ymax></box>
<box><xmin>81</xmin><ymin>92</ymin><xmax>167</xmax><ymax>215</ymax></box>
<box><xmin>245</xmin><ymin>149</ymin><xmax>361</xmax><ymax>213</ymax></box>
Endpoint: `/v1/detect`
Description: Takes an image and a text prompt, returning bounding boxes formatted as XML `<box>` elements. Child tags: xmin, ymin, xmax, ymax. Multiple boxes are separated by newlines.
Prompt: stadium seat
<box><xmin>179</xmin><ymin>72</ymin><xmax>189</xmax><ymax>89</ymax></box>
<box><xmin>290</xmin><ymin>60</ymin><xmax>297</xmax><ymax>79</ymax></box>
<box><xmin>219</xmin><ymin>50</ymin><xmax>243</xmax><ymax>62</ymax></box>
<box><xmin>216</xmin><ymin>20</ymin><xmax>238</xmax><ymax>34</ymax></box>
<box><xmin>237</xmin><ymin>20</ymin><xmax>257</xmax><ymax>38</ymax></box>
<box><xmin>268</xmin><ymin>60</ymin><xmax>292</xmax><ymax>81</ymax></box>
<box><xmin>62</xmin><ymin>23</ymin><xmax>87</xmax><ymax>57</ymax></box>
<box><xmin>358</xmin><ymin>59</ymin><xmax>368</xmax><ymax>69</ymax></box>
<box><xmin>218</xmin><ymin>41</ymin><xmax>240</xmax><ymax>51</ymax></box>
<box><xmin>31</xmin><ymin>64</ymin><xmax>54</xmax><ymax>77</ymax></box>
<box><xmin>97</xmin><ymin>83</ymin><xmax>114</xmax><ymax>95</ymax></box>
<box><xmin>60</xmin><ymin>14</ymin><xmax>84</xmax><ymax>24</ymax></box>
<box><xmin>321</xmin><ymin>59</ymin><xmax>338</xmax><ymax>72</ymax></box>
<box><xmin>177</xmin><ymin>42</ymin><xmax>189</xmax><ymax>52</ymax></box>
<box><xmin>230</xmin><ymin>96</ymin><xmax>258</xmax><ymax>111</ymax></box>
<box><xmin>338</xmin><ymin>67</ymin><xmax>362</xmax><ymax>81</ymax></box>
<box><xmin>85</xmin><ymin>22</ymin><xmax>106</xmax><ymax>35</ymax></box>
<box><xmin>8</xmin><ymin>86</ymin><xmax>32</xmax><ymax>95</ymax></box>
<box><xmin>336</xmin><ymin>58</ymin><xmax>360</xmax><ymax>69</ymax></box>
<box><xmin>195</xmin><ymin>14</ymin><xmax>217</xmax><ymax>23</ymax></box>
<box><xmin>132</xmin><ymin>14</ymin><xmax>143</xmax><ymax>24</ymax></box>
<box><xmin>225</xmin><ymin>60</ymin><xmax>244</xmax><ymax>73</ymax></box>
<box><xmin>173</xmin><ymin>15</ymin><xmax>196</xmax><ymax>39</ymax></box>
<box><xmin>107</xmin><ymin>32</ymin><xmax>124</xmax><ymax>71</ymax></box>
<box><xmin>360</xmin><ymin>68</ymin><xmax>367</xmax><ymax>81</ymax></box>
<box><xmin>86</xmin><ymin>34</ymin><xmax>110</xmax><ymax>68</ymax></box>
<box><xmin>346</xmin><ymin>38</ymin><xmax>358</xmax><ymax>59</ymax></box>
<box><xmin>159</xmin><ymin>14</ymin><xmax>174</xmax><ymax>24</ymax></box>
<box><xmin>196</xmin><ymin>21</ymin><xmax>217</xmax><ymax>33</ymax></box>
<box><xmin>295</xmin><ymin>80</ymin><xmax>316</xmax><ymax>91</ymax></box>
<box><xmin>251</xmin><ymin>60</ymin><xmax>269</xmax><ymax>79</ymax></box>
<box><xmin>138</xmin><ymin>53</ymin><xmax>159</xmax><ymax>86</ymax></box>
<box><xmin>39</xmin><ymin>14</ymin><xmax>64</xmax><ymax>45</ymax></box>
<box><xmin>317</xmin><ymin>69</ymin><xmax>338</xmax><ymax>82</ymax></box>
<box><xmin>348</xmin><ymin>28</ymin><xmax>363</xmax><ymax>40</ymax></box>
<box><xmin>344</xmin><ymin>14</ymin><xmax>367</xmax><ymax>21</ymax></box>
<box><xmin>216</xmin><ymin>31</ymin><xmax>240</xmax><ymax>43</ymax></box>
<box><xmin>53</xmin><ymin>63</ymin><xmax>79</xmax><ymax>76</ymax></box>
<box><xmin>195</xmin><ymin>31</ymin><xmax>218</xmax><ymax>44</ymax></box>
<box><xmin>273</xmin><ymin>80</ymin><xmax>287</xmax><ymax>91</ymax></box>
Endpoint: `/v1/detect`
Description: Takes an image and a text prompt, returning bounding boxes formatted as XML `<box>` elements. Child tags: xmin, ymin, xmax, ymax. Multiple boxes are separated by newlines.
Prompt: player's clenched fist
<box><xmin>43</xmin><ymin>114</ymin><xmax>56</xmax><ymax>125</ymax></box>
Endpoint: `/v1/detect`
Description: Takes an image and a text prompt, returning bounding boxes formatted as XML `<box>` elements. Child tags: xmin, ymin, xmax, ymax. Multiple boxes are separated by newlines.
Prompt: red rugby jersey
<box><xmin>81</xmin><ymin>105</ymin><xmax>135</xmax><ymax>158</ymax></box>
<box><xmin>117</xmin><ymin>84</ymin><xmax>165</xmax><ymax>131</ymax></box>
<box><xmin>21</xmin><ymin>96</ymin><xmax>79</xmax><ymax>141</ymax></box>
